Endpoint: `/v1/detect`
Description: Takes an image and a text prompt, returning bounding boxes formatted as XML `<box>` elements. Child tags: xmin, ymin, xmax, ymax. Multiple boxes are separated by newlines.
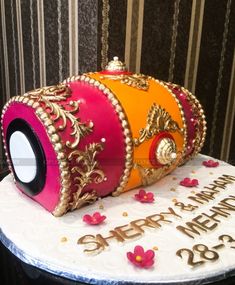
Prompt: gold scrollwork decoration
<box><xmin>26</xmin><ymin>83</ymin><xmax>93</xmax><ymax>149</ymax></box>
<box><xmin>68</xmin><ymin>142</ymin><xmax>106</xmax><ymax>211</ymax></box>
<box><xmin>134</xmin><ymin>163</ymin><xmax>166</xmax><ymax>186</ymax></box>
<box><xmin>134</xmin><ymin>103</ymin><xmax>183</xmax><ymax>146</ymax></box>
<box><xmin>27</xmin><ymin>84</ymin><xmax>71</xmax><ymax>101</ymax></box>
<box><xmin>134</xmin><ymin>150</ymin><xmax>182</xmax><ymax>186</ymax></box>
<box><xmin>100</xmin><ymin>74</ymin><xmax>150</xmax><ymax>91</ymax></box>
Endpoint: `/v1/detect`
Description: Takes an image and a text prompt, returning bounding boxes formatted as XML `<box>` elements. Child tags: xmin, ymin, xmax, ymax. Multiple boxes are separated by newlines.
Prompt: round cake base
<box><xmin>1</xmin><ymin>154</ymin><xmax>235</xmax><ymax>284</ymax></box>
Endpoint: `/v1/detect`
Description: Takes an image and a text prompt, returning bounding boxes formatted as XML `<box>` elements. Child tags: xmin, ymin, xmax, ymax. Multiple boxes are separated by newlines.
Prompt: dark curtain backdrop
<box><xmin>0</xmin><ymin>0</ymin><xmax>235</xmax><ymax>283</ymax></box>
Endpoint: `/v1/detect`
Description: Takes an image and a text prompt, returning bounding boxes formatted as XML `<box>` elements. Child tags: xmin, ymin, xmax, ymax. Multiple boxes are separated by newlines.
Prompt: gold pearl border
<box><xmin>63</xmin><ymin>74</ymin><xmax>134</xmax><ymax>196</ymax></box>
<box><xmin>163</xmin><ymin>82</ymin><xmax>207</xmax><ymax>162</ymax></box>
<box><xmin>180</xmin><ymin>86</ymin><xmax>207</xmax><ymax>160</ymax></box>
<box><xmin>152</xmin><ymin>79</ymin><xmax>188</xmax><ymax>164</ymax></box>
<box><xmin>1</xmin><ymin>96</ymin><xmax>71</xmax><ymax>217</ymax></box>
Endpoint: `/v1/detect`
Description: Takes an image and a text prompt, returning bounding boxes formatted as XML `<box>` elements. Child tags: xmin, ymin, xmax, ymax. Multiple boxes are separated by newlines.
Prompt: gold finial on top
<box><xmin>105</xmin><ymin>56</ymin><xmax>127</xmax><ymax>72</ymax></box>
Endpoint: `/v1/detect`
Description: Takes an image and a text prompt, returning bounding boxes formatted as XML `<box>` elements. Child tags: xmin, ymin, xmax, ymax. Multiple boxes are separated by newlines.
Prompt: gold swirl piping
<box><xmin>26</xmin><ymin>84</ymin><xmax>93</xmax><ymax>149</ymax></box>
<box><xmin>68</xmin><ymin>141</ymin><xmax>106</xmax><ymax>211</ymax></box>
<box><xmin>133</xmin><ymin>103</ymin><xmax>183</xmax><ymax>146</ymax></box>
<box><xmin>100</xmin><ymin>74</ymin><xmax>150</xmax><ymax>91</ymax></box>
<box><xmin>134</xmin><ymin>163</ymin><xmax>166</xmax><ymax>186</ymax></box>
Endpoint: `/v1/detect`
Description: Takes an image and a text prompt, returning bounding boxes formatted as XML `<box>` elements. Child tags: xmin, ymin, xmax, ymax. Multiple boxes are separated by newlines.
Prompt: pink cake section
<box><xmin>66</xmin><ymin>81</ymin><xmax>126</xmax><ymax>197</ymax></box>
<box><xmin>2</xmin><ymin>80</ymin><xmax>126</xmax><ymax>213</ymax></box>
<box><xmin>2</xmin><ymin>103</ymin><xmax>61</xmax><ymax>212</ymax></box>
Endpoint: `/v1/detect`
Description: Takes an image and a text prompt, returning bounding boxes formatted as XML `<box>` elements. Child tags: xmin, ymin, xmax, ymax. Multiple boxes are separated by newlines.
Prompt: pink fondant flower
<box><xmin>180</xmin><ymin>177</ymin><xmax>199</xmax><ymax>187</ymax></box>
<box><xmin>83</xmin><ymin>212</ymin><xmax>106</xmax><ymax>225</ymax></box>
<box><xmin>134</xmin><ymin>189</ymin><xmax>155</xmax><ymax>203</ymax></box>
<box><xmin>202</xmin><ymin>160</ymin><xmax>219</xmax><ymax>168</ymax></box>
<box><xmin>127</xmin><ymin>245</ymin><xmax>155</xmax><ymax>268</ymax></box>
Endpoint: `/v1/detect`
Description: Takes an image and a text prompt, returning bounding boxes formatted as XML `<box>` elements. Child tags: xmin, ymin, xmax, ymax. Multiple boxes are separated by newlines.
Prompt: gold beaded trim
<box><xmin>1</xmin><ymin>103</ymin><xmax>14</xmax><ymax>178</ymax></box>
<box><xmin>1</xmin><ymin>96</ymin><xmax>71</xmax><ymax>217</ymax></box>
<box><xmin>63</xmin><ymin>74</ymin><xmax>134</xmax><ymax>196</ymax></box>
<box><xmin>163</xmin><ymin>82</ymin><xmax>206</xmax><ymax>162</ymax></box>
<box><xmin>152</xmin><ymin>79</ymin><xmax>188</xmax><ymax>164</ymax></box>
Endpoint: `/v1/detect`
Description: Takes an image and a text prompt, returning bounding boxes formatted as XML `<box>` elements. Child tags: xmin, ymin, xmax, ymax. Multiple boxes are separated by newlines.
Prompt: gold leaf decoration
<box><xmin>134</xmin><ymin>103</ymin><xmax>183</xmax><ymax>146</ymax></box>
<box><xmin>27</xmin><ymin>84</ymin><xmax>71</xmax><ymax>101</ymax></box>
<box><xmin>134</xmin><ymin>163</ymin><xmax>166</xmax><ymax>186</ymax></box>
<box><xmin>68</xmin><ymin>142</ymin><xmax>106</xmax><ymax>211</ymax></box>
<box><xmin>27</xmin><ymin>83</ymin><xmax>93</xmax><ymax>149</ymax></box>
<box><xmin>135</xmin><ymin>151</ymin><xmax>182</xmax><ymax>186</ymax></box>
<box><xmin>101</xmin><ymin>74</ymin><xmax>150</xmax><ymax>91</ymax></box>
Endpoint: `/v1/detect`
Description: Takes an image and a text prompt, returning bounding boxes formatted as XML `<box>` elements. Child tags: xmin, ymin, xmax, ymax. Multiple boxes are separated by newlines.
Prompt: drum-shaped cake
<box><xmin>1</xmin><ymin>57</ymin><xmax>206</xmax><ymax>216</ymax></box>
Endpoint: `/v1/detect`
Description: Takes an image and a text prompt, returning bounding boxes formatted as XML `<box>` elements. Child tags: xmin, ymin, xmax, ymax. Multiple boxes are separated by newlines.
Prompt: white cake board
<box><xmin>1</xmin><ymin>154</ymin><xmax>235</xmax><ymax>285</ymax></box>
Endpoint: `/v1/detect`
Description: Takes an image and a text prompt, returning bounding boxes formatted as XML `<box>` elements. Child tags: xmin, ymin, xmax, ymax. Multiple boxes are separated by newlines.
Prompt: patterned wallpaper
<box><xmin>104</xmin><ymin>0</ymin><xmax>235</xmax><ymax>165</ymax></box>
<box><xmin>0</xmin><ymin>1</ymin><xmax>234</xmax><ymax>282</ymax></box>
<box><xmin>0</xmin><ymin>0</ymin><xmax>234</xmax><ymax>169</ymax></box>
